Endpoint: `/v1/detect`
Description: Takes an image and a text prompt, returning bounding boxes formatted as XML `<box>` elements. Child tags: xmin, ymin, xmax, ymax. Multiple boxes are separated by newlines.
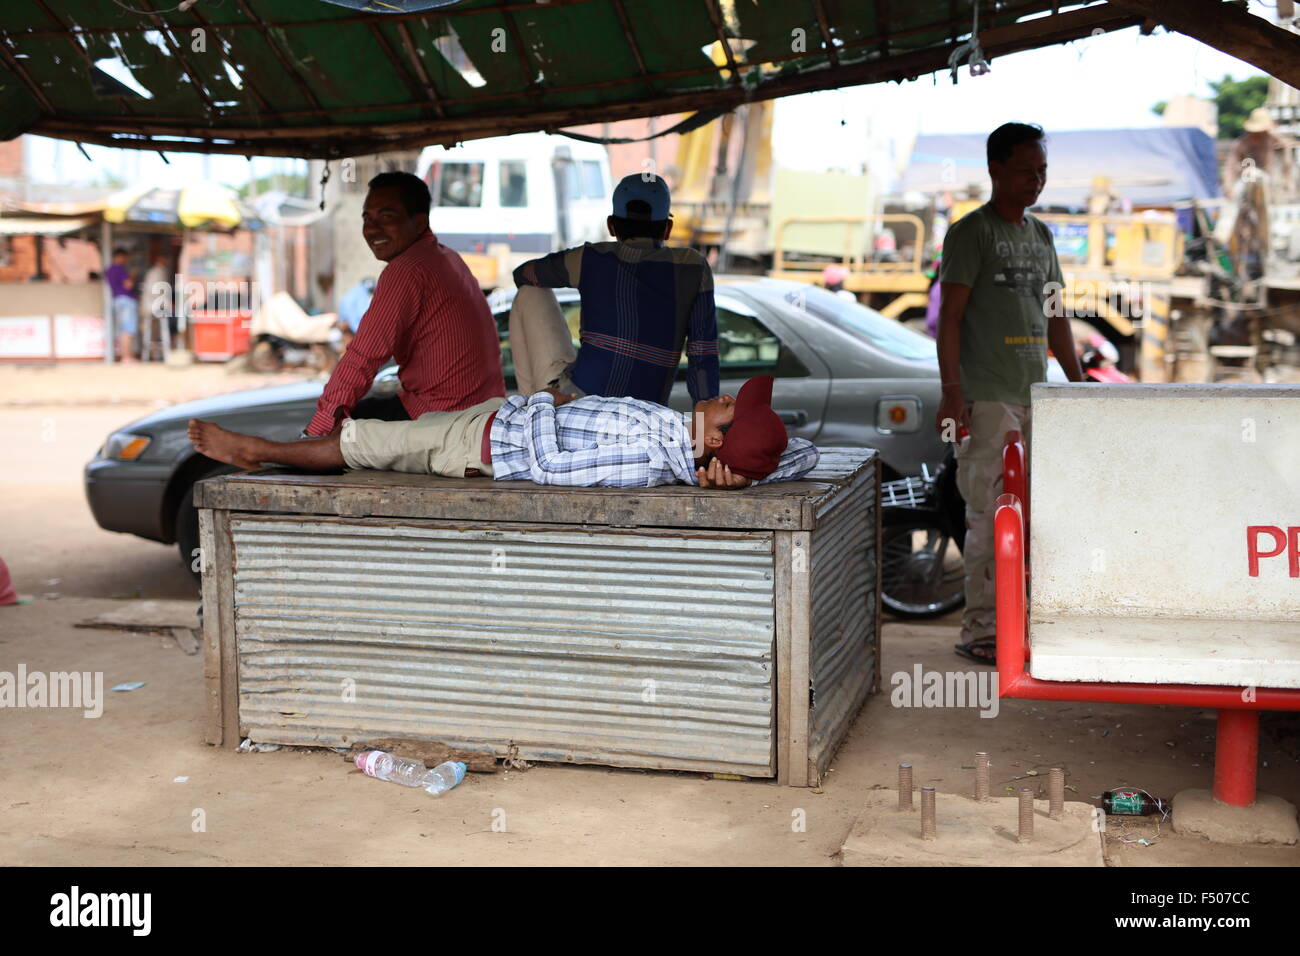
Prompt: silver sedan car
<box><xmin>85</xmin><ymin>277</ymin><xmax>946</xmax><ymax>575</ymax></box>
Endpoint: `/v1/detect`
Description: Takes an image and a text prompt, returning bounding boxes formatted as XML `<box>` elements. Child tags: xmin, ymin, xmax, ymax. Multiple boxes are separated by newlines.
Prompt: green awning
<box><xmin>0</xmin><ymin>1</ymin><xmax>1148</xmax><ymax>159</ymax></box>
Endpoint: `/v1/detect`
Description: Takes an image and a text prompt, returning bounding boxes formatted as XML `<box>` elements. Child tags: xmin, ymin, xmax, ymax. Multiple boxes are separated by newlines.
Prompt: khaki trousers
<box><xmin>508</xmin><ymin>286</ymin><xmax>584</xmax><ymax>397</ymax></box>
<box><xmin>341</xmin><ymin>397</ymin><xmax>505</xmax><ymax>477</ymax></box>
<box><xmin>954</xmin><ymin>401</ymin><xmax>1032</xmax><ymax>644</ymax></box>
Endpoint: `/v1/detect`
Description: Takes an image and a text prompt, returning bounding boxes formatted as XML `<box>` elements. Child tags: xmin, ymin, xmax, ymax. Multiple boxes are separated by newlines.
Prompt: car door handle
<box><xmin>777</xmin><ymin>409</ymin><xmax>808</xmax><ymax>426</ymax></box>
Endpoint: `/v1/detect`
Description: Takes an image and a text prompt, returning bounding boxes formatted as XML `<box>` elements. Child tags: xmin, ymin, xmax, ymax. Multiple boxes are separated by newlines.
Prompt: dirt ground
<box><xmin>1</xmin><ymin>366</ymin><xmax>1297</xmax><ymax>866</ymax></box>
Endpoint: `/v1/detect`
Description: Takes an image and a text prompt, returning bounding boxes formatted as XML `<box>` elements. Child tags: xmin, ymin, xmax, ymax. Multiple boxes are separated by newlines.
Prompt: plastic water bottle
<box><xmin>355</xmin><ymin>750</ymin><xmax>466</xmax><ymax>796</ymax></box>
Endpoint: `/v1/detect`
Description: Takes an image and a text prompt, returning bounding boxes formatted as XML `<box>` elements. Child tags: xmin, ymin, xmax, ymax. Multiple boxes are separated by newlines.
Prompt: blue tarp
<box><xmin>902</xmin><ymin>127</ymin><xmax>1221</xmax><ymax>209</ymax></box>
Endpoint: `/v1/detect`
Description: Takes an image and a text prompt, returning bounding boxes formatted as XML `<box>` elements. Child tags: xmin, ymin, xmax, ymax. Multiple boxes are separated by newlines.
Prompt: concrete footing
<box><xmin>840</xmin><ymin>790</ymin><xmax>1105</xmax><ymax>866</ymax></box>
<box><xmin>1171</xmin><ymin>789</ymin><xmax>1299</xmax><ymax>846</ymax></box>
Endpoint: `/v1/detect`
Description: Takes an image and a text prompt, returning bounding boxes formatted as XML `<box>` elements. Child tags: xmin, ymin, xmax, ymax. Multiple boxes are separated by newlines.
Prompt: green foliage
<box><xmin>237</xmin><ymin>173</ymin><xmax>308</xmax><ymax>198</ymax></box>
<box><xmin>1149</xmin><ymin>75</ymin><xmax>1268</xmax><ymax>139</ymax></box>
<box><xmin>1208</xmin><ymin>74</ymin><xmax>1269</xmax><ymax>139</ymax></box>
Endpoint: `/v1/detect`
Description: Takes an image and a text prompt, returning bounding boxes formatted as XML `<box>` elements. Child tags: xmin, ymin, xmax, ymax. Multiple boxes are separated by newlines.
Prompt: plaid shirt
<box><xmin>490</xmin><ymin>392</ymin><xmax>820</xmax><ymax>488</ymax></box>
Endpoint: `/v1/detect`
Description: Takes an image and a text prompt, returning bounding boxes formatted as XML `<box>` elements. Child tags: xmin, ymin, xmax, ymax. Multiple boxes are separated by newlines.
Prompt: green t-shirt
<box><xmin>939</xmin><ymin>204</ymin><xmax>1062</xmax><ymax>406</ymax></box>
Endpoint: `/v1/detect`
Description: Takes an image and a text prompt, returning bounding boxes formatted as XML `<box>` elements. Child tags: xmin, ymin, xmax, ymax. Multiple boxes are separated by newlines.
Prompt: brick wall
<box><xmin>570</xmin><ymin>117</ymin><xmax>686</xmax><ymax>184</ymax></box>
<box><xmin>0</xmin><ymin>236</ymin><xmax>37</xmax><ymax>281</ymax></box>
<box><xmin>0</xmin><ymin>235</ymin><xmax>102</xmax><ymax>283</ymax></box>
<box><xmin>0</xmin><ymin>138</ymin><xmax>24</xmax><ymax>181</ymax></box>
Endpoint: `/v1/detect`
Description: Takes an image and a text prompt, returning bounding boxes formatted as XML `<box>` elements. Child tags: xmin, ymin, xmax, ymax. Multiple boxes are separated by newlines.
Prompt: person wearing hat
<box><xmin>509</xmin><ymin>173</ymin><xmax>719</xmax><ymax>406</ymax></box>
<box><xmin>186</xmin><ymin>376</ymin><xmax>816</xmax><ymax>490</ymax></box>
<box><xmin>1225</xmin><ymin>107</ymin><xmax>1292</xmax><ymax>194</ymax></box>
<box><xmin>820</xmin><ymin>263</ymin><xmax>857</xmax><ymax>304</ymax></box>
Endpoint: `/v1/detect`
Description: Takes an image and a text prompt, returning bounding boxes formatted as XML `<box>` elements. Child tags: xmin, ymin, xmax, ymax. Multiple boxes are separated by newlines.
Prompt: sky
<box><xmin>23</xmin><ymin>20</ymin><xmax>1267</xmax><ymax>194</ymax></box>
<box><xmin>770</xmin><ymin>25</ymin><xmax>1267</xmax><ymax>182</ymax></box>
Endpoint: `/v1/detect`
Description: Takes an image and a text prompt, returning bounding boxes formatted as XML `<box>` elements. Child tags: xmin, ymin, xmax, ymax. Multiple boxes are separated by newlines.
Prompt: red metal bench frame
<box><xmin>994</xmin><ymin>431</ymin><xmax>1300</xmax><ymax>808</ymax></box>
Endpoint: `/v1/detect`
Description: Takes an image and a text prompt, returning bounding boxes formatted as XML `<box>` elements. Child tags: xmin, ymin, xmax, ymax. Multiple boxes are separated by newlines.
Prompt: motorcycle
<box><xmin>879</xmin><ymin>337</ymin><xmax>1123</xmax><ymax>619</ymax></box>
<box><xmin>880</xmin><ymin>445</ymin><xmax>967</xmax><ymax>620</ymax></box>
<box><xmin>1080</xmin><ymin>332</ymin><xmax>1132</xmax><ymax>383</ymax></box>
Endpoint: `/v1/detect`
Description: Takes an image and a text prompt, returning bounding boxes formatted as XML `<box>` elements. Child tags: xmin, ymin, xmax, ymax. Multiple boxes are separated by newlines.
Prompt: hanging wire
<box><xmin>947</xmin><ymin>0</ymin><xmax>992</xmax><ymax>84</ymax></box>
<box><xmin>111</xmin><ymin>0</ymin><xmax>201</xmax><ymax>13</ymax></box>
<box><xmin>318</xmin><ymin>162</ymin><xmax>332</xmax><ymax>212</ymax></box>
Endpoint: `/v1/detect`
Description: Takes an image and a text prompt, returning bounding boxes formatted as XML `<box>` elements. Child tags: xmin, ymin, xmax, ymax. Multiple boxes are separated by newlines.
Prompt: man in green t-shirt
<box><xmin>935</xmin><ymin>122</ymin><xmax>1085</xmax><ymax>664</ymax></box>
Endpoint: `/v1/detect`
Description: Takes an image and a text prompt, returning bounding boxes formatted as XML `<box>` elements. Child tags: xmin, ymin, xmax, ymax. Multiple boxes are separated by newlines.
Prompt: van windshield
<box><xmin>499</xmin><ymin>160</ymin><xmax>527</xmax><ymax>207</ymax></box>
<box><xmin>580</xmin><ymin>161</ymin><xmax>605</xmax><ymax>199</ymax></box>
<box><xmin>437</xmin><ymin>162</ymin><xmax>483</xmax><ymax>207</ymax></box>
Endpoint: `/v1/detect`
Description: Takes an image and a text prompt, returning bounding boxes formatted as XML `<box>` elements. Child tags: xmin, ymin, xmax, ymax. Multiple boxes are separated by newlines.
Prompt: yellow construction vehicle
<box><xmin>768</xmin><ymin>214</ymin><xmax>931</xmax><ymax>319</ymax></box>
<box><xmin>1035</xmin><ymin>208</ymin><xmax>1182</xmax><ymax>381</ymax></box>
<box><xmin>767</xmin><ymin>183</ymin><xmax>1188</xmax><ymax>380</ymax></box>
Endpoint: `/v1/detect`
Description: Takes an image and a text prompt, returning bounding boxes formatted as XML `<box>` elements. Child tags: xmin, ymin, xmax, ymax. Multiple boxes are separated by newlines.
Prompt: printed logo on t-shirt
<box><xmin>1004</xmin><ymin>332</ymin><xmax>1048</xmax><ymax>363</ymax></box>
<box><xmin>991</xmin><ymin>238</ymin><xmax>1055</xmax><ymax>300</ymax></box>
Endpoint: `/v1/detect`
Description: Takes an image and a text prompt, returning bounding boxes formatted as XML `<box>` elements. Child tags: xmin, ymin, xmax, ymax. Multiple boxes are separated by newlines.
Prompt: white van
<box><xmin>416</xmin><ymin>132</ymin><xmax>613</xmax><ymax>288</ymax></box>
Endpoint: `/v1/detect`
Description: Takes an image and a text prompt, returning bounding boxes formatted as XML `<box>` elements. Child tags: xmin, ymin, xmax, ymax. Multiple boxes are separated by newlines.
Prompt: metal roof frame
<box><xmin>0</xmin><ymin>1</ymin><xmax>1296</xmax><ymax>159</ymax></box>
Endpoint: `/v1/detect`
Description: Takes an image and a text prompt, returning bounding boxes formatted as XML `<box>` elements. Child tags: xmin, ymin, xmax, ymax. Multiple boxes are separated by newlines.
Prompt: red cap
<box><xmin>714</xmin><ymin>376</ymin><xmax>788</xmax><ymax>481</ymax></box>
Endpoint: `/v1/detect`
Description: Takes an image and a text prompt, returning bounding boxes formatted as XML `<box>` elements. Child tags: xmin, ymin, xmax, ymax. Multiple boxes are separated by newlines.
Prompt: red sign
<box><xmin>1247</xmin><ymin>526</ymin><xmax>1300</xmax><ymax>577</ymax></box>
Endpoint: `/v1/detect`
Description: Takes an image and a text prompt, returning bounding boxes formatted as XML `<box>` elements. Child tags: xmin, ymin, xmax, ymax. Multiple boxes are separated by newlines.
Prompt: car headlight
<box><xmin>103</xmin><ymin>431</ymin><xmax>153</xmax><ymax>461</ymax></box>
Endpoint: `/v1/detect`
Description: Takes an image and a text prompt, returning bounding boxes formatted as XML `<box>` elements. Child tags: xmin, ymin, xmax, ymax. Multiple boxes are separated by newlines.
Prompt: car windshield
<box><xmin>792</xmin><ymin>285</ymin><xmax>937</xmax><ymax>362</ymax></box>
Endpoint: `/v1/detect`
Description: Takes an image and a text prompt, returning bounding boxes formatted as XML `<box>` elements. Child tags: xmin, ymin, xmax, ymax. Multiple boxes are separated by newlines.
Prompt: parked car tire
<box><xmin>176</xmin><ymin>465</ymin><xmax>238</xmax><ymax>581</ymax></box>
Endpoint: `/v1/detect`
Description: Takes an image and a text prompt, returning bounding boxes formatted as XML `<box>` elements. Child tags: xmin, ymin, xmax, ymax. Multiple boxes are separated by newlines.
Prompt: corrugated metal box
<box><xmin>197</xmin><ymin>448</ymin><xmax>879</xmax><ymax>785</ymax></box>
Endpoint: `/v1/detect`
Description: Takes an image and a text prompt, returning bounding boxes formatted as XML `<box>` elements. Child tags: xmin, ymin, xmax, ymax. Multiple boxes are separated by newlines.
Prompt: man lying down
<box><xmin>188</xmin><ymin>375</ymin><xmax>820</xmax><ymax>490</ymax></box>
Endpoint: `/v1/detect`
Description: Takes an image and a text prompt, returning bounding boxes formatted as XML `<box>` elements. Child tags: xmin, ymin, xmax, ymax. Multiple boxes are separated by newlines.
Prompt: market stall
<box><xmin>0</xmin><ymin>187</ymin><xmax>262</xmax><ymax>361</ymax></box>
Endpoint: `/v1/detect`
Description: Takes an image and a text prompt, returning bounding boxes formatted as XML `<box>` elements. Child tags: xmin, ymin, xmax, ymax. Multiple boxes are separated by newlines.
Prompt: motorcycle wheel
<box><xmin>880</xmin><ymin>510</ymin><xmax>965</xmax><ymax>620</ymax></box>
<box><xmin>249</xmin><ymin>339</ymin><xmax>281</xmax><ymax>373</ymax></box>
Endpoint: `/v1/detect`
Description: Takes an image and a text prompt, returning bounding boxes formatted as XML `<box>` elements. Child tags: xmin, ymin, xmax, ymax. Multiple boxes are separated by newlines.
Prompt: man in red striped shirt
<box><xmin>305</xmin><ymin>172</ymin><xmax>505</xmax><ymax>437</ymax></box>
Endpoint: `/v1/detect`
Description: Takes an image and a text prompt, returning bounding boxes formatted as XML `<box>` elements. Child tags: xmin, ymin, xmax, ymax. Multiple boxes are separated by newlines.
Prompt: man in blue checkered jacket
<box><xmin>509</xmin><ymin>173</ymin><xmax>720</xmax><ymax>407</ymax></box>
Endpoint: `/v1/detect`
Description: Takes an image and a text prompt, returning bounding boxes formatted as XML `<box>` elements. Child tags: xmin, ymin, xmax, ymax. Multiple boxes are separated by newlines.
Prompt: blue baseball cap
<box><xmin>612</xmin><ymin>173</ymin><xmax>671</xmax><ymax>220</ymax></box>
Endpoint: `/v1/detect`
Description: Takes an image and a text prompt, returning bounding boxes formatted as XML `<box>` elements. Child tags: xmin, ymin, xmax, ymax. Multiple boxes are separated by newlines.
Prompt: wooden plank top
<box><xmin>195</xmin><ymin>447</ymin><xmax>877</xmax><ymax>532</ymax></box>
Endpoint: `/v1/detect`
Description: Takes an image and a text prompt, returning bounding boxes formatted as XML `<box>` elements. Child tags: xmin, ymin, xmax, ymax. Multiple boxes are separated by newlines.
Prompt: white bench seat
<box><xmin>1025</xmin><ymin>384</ymin><xmax>1300</xmax><ymax>691</ymax></box>
<box><xmin>1028</xmin><ymin>614</ymin><xmax>1300</xmax><ymax>688</ymax></box>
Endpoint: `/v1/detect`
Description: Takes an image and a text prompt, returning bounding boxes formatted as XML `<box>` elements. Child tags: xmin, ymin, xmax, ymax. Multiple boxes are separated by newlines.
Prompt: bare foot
<box><xmin>188</xmin><ymin>419</ymin><xmax>262</xmax><ymax>470</ymax></box>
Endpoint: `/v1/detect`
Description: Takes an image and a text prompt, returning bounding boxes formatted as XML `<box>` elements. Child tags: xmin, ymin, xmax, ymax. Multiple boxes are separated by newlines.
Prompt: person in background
<box><xmin>820</xmin><ymin>264</ymin><xmax>857</xmax><ymax>303</ymax></box>
<box><xmin>1223</xmin><ymin>108</ymin><xmax>1292</xmax><ymax>279</ymax></box>
<box><xmin>337</xmin><ymin>277</ymin><xmax>376</xmax><ymax>337</ymax></box>
<box><xmin>510</xmin><ymin>174</ymin><xmax>719</xmax><ymax>405</ymax></box>
<box><xmin>935</xmin><ymin>122</ymin><xmax>1084</xmax><ymax>666</ymax></box>
<box><xmin>1224</xmin><ymin>107</ymin><xmax>1292</xmax><ymax>193</ymax></box>
<box><xmin>105</xmin><ymin>248</ymin><xmax>137</xmax><ymax>363</ymax></box>
<box><xmin>141</xmin><ymin>253</ymin><xmax>172</xmax><ymax>358</ymax></box>
<box><xmin>873</xmin><ymin>227</ymin><xmax>899</xmax><ymax>263</ymax></box>
<box><xmin>304</xmin><ymin>172</ymin><xmax>503</xmax><ymax>435</ymax></box>
<box><xmin>923</xmin><ymin>251</ymin><xmax>943</xmax><ymax>338</ymax></box>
